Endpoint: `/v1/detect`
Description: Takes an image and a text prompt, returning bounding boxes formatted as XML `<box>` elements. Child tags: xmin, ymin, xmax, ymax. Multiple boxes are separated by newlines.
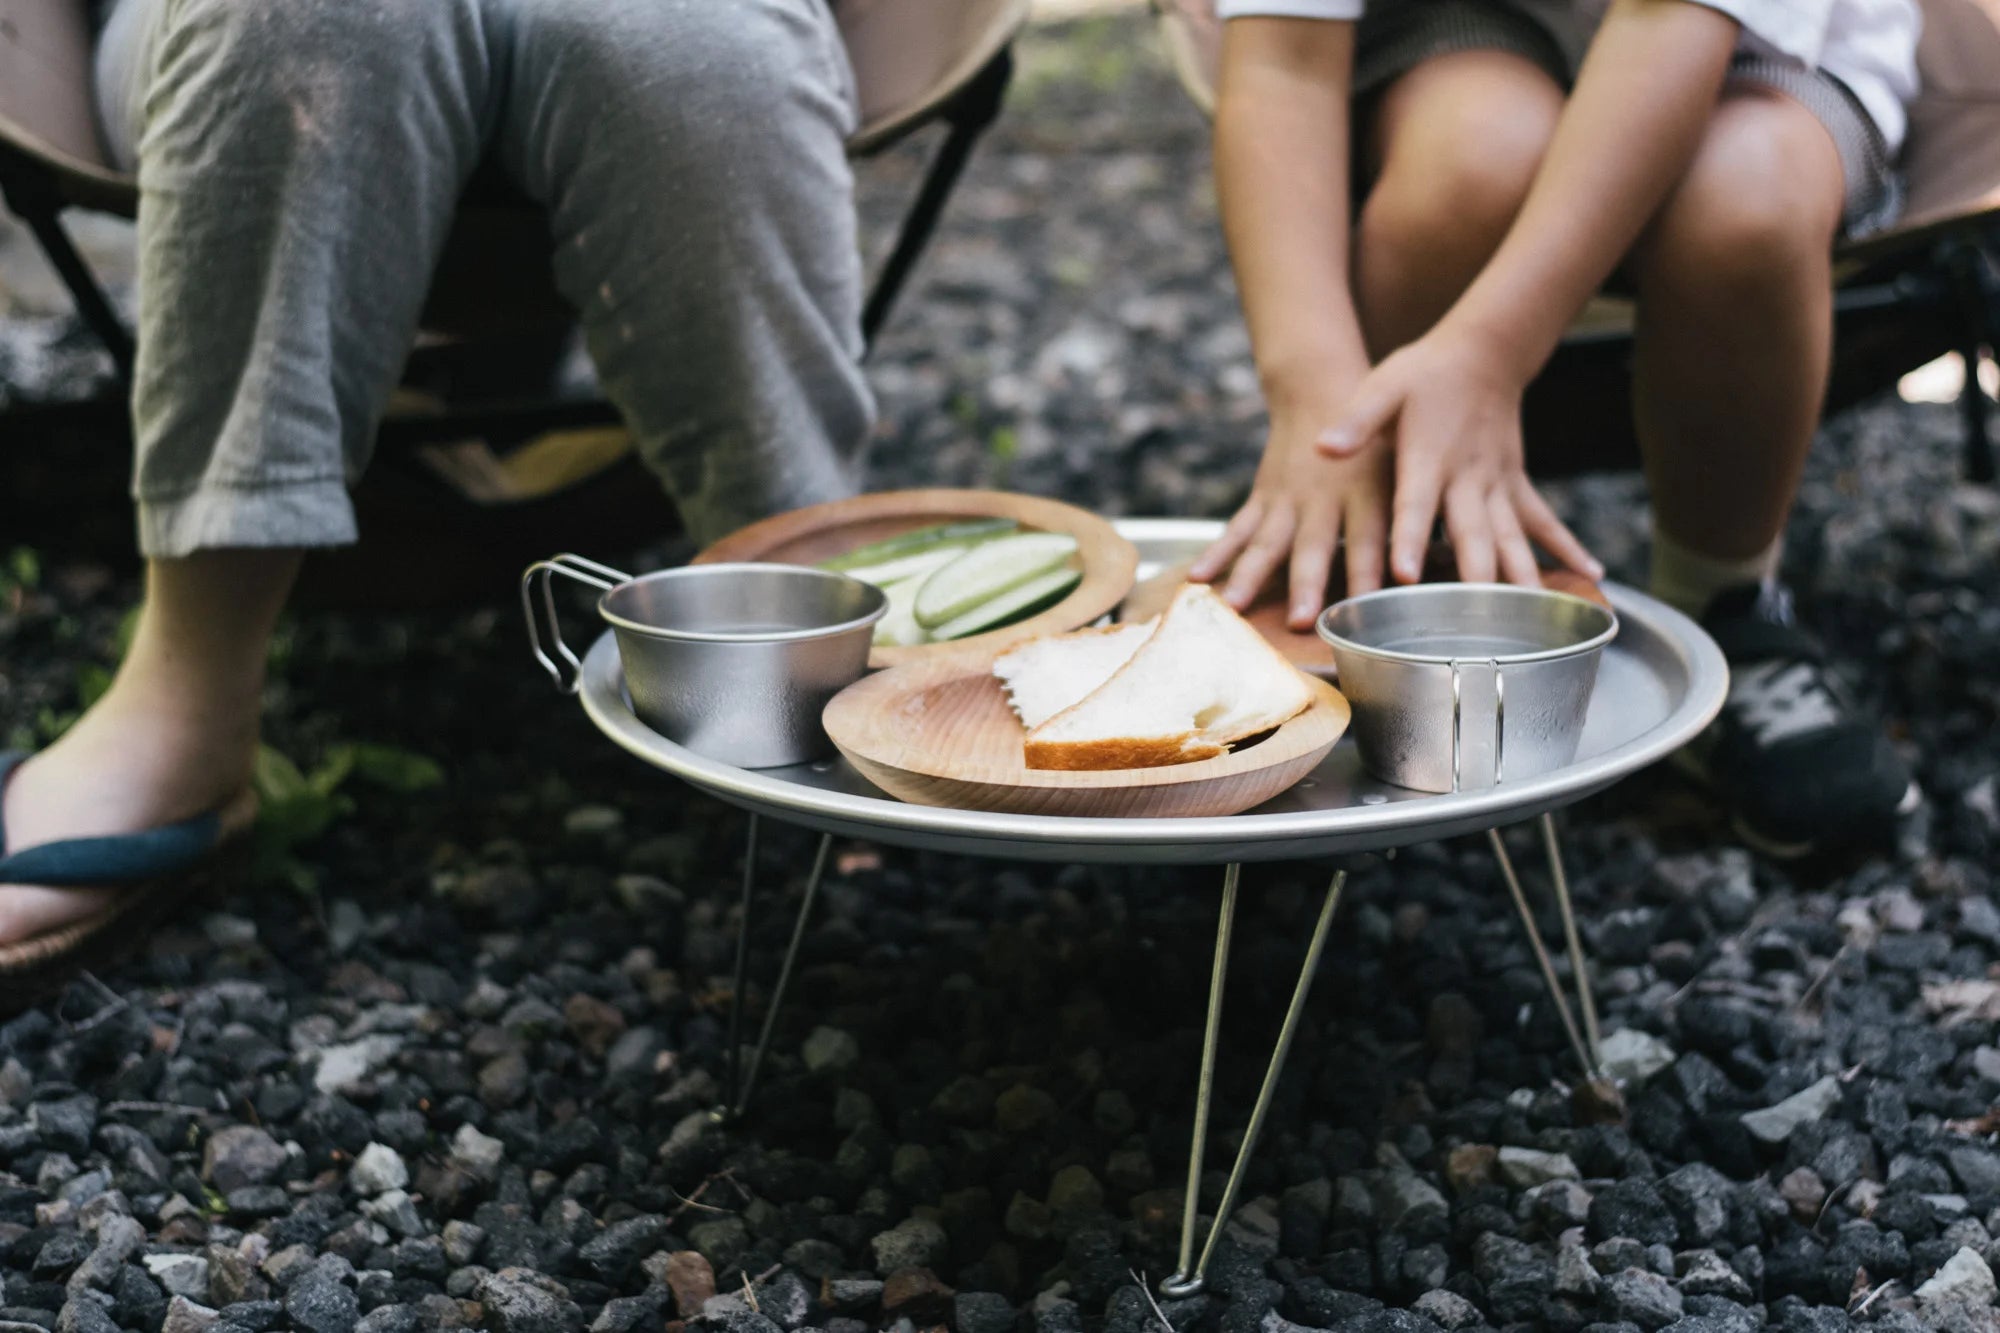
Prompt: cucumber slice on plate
<box><xmin>820</xmin><ymin>518</ymin><xmax>1018</xmax><ymax>572</ymax></box>
<box><xmin>872</xmin><ymin>578</ymin><xmax>930</xmax><ymax>647</ymax></box>
<box><xmin>929</xmin><ymin>565</ymin><xmax>1083</xmax><ymax>641</ymax></box>
<box><xmin>834</xmin><ymin>545</ymin><xmax>968</xmax><ymax>589</ymax></box>
<box><xmin>914</xmin><ymin>532</ymin><xmax>1081</xmax><ymax>629</ymax></box>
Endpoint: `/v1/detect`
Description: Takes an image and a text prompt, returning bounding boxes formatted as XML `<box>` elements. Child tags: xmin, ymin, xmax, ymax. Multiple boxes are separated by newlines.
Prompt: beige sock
<box><xmin>1648</xmin><ymin>527</ymin><xmax>1783</xmax><ymax>619</ymax></box>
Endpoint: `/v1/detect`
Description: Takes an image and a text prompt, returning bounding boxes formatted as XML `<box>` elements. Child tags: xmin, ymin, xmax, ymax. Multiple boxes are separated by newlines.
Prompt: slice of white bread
<box><xmin>992</xmin><ymin>621</ymin><xmax>1155</xmax><ymax>729</ymax></box>
<box><xmin>1022</xmin><ymin>583</ymin><xmax>1314</xmax><ymax>770</ymax></box>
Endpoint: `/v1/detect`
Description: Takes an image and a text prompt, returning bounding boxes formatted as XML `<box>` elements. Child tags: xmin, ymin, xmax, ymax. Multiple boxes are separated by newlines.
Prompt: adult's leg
<box><xmin>492</xmin><ymin>0</ymin><xmax>873</xmax><ymax>546</ymax></box>
<box><xmin>1352</xmin><ymin>51</ymin><xmax>1565</xmax><ymax>357</ymax></box>
<box><xmin>2</xmin><ymin>0</ymin><xmax>496</xmax><ymax>942</ymax></box>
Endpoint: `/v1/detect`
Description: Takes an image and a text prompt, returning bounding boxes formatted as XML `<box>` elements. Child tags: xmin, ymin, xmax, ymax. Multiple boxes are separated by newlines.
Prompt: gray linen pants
<box><xmin>93</xmin><ymin>0</ymin><xmax>874</xmax><ymax>555</ymax></box>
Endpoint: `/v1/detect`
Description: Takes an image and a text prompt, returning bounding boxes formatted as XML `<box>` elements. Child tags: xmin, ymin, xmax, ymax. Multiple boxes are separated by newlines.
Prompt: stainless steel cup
<box><xmin>1317</xmin><ymin>583</ymin><xmax>1618</xmax><ymax>793</ymax></box>
<box><xmin>524</xmin><ymin>554</ymin><xmax>886</xmax><ymax>768</ymax></box>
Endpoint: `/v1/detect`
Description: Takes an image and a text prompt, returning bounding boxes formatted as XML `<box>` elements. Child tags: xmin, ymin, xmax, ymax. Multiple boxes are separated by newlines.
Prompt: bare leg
<box><xmin>1352</xmin><ymin>51</ymin><xmax>1564</xmax><ymax>356</ymax></box>
<box><xmin>0</xmin><ymin>551</ymin><xmax>297</xmax><ymax>941</ymax></box>
<box><xmin>1628</xmin><ymin>90</ymin><xmax>1845</xmax><ymax>560</ymax></box>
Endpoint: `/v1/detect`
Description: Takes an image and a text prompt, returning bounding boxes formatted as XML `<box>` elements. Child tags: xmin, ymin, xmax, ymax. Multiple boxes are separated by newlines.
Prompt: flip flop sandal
<box><xmin>0</xmin><ymin>751</ymin><xmax>256</xmax><ymax>1015</ymax></box>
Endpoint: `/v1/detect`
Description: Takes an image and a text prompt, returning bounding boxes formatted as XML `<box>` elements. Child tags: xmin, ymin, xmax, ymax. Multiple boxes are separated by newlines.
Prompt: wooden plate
<box><xmin>1121</xmin><ymin>558</ymin><xmax>1612</xmax><ymax>678</ymax></box>
<box><xmin>695</xmin><ymin>489</ymin><xmax>1139</xmax><ymax>669</ymax></box>
<box><xmin>823</xmin><ymin>657</ymin><xmax>1352</xmax><ymax>818</ymax></box>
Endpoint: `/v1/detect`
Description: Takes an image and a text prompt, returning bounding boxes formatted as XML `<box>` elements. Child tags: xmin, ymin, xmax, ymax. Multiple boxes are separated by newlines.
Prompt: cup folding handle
<box><xmin>522</xmin><ymin>554</ymin><xmax>632</xmax><ymax>695</ymax></box>
<box><xmin>1449</xmin><ymin>657</ymin><xmax>1505</xmax><ymax>793</ymax></box>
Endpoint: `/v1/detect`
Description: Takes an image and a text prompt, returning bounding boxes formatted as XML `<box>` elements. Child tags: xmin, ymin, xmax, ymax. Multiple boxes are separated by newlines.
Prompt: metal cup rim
<box><xmin>598</xmin><ymin>562</ymin><xmax>888</xmax><ymax>645</ymax></box>
<box><xmin>1316</xmin><ymin>582</ymin><xmax>1619</xmax><ymax>667</ymax></box>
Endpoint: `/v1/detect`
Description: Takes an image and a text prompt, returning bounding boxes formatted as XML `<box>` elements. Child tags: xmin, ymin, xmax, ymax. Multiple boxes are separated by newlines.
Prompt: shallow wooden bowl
<box><xmin>823</xmin><ymin>657</ymin><xmax>1352</xmax><ymax>818</ymax></box>
<box><xmin>695</xmin><ymin>489</ymin><xmax>1139</xmax><ymax>669</ymax></box>
<box><xmin>1122</xmin><ymin>559</ymin><xmax>1612</xmax><ymax>678</ymax></box>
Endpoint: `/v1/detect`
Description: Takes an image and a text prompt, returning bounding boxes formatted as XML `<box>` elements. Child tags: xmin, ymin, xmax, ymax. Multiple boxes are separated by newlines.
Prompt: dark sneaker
<box><xmin>1675</xmin><ymin>582</ymin><xmax>1919</xmax><ymax>858</ymax></box>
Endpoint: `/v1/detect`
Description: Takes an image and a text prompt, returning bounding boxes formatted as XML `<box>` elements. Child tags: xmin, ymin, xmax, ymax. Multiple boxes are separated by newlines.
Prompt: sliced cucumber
<box><xmin>872</xmin><ymin>578</ymin><xmax>930</xmax><ymax>647</ymax></box>
<box><xmin>820</xmin><ymin>518</ymin><xmax>1019</xmax><ymax>572</ymax></box>
<box><xmin>930</xmin><ymin>566</ymin><xmax>1083</xmax><ymax>641</ymax></box>
<box><xmin>834</xmin><ymin>546</ymin><xmax>969</xmax><ymax>589</ymax></box>
<box><xmin>915</xmin><ymin>532</ymin><xmax>1081</xmax><ymax>629</ymax></box>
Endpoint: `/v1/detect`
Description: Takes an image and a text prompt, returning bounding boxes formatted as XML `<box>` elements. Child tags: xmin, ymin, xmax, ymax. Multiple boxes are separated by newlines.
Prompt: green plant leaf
<box><xmin>336</xmin><ymin>743</ymin><xmax>445</xmax><ymax>793</ymax></box>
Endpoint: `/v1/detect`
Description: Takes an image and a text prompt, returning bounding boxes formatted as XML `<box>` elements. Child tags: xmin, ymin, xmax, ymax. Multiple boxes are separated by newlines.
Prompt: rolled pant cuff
<box><xmin>138</xmin><ymin>477</ymin><xmax>359</xmax><ymax>558</ymax></box>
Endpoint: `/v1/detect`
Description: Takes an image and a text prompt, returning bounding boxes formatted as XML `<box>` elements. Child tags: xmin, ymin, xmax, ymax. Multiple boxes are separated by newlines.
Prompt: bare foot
<box><xmin>0</xmin><ymin>686</ymin><xmax>257</xmax><ymax>946</ymax></box>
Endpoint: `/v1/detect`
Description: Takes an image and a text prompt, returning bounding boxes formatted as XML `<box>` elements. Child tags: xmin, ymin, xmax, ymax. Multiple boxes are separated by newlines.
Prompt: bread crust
<box><xmin>1024</xmin><ymin>734</ymin><xmax>1225</xmax><ymax>770</ymax></box>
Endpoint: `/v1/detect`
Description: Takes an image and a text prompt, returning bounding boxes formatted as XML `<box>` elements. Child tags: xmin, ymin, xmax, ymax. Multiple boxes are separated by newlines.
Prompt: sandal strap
<box><xmin>0</xmin><ymin>816</ymin><xmax>224</xmax><ymax>889</ymax></box>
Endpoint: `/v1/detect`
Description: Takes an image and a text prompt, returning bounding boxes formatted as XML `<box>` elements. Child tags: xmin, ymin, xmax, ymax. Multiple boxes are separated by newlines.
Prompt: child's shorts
<box><xmin>1351</xmin><ymin>0</ymin><xmax>1903</xmax><ymax>238</ymax></box>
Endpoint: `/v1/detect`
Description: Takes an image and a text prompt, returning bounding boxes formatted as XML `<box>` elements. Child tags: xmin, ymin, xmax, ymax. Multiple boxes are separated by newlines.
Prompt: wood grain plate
<box><xmin>1121</xmin><ymin>557</ymin><xmax>1612</xmax><ymax>678</ymax></box>
<box><xmin>694</xmin><ymin>489</ymin><xmax>1139</xmax><ymax>669</ymax></box>
<box><xmin>823</xmin><ymin>656</ymin><xmax>1352</xmax><ymax>818</ymax></box>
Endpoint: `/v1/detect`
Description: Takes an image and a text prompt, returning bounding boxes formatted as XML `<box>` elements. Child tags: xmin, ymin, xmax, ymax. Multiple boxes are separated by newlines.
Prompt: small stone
<box><xmin>1498</xmin><ymin>1147</ymin><xmax>1580</xmax><ymax>1189</ymax></box>
<box><xmin>1093</xmin><ymin>1091</ymin><xmax>1136</xmax><ymax>1137</ymax></box>
<box><xmin>1444</xmin><ymin>1145</ymin><xmax>1498</xmax><ymax>1193</ymax></box>
<box><xmin>1660</xmin><ymin>1165</ymin><xmax>1732</xmax><ymax>1246</ymax></box>
<box><xmin>660</xmin><ymin>1252</ymin><xmax>716</xmax><ymax>1319</ymax></box>
<box><xmin>1410</xmin><ymin>1290</ymin><xmax>1482</xmax><ymax>1330</ymax></box>
<box><xmin>1778</xmin><ymin>1168</ymin><xmax>1827</xmax><ymax>1224</ymax></box>
<box><xmin>1604</xmin><ymin>1268</ymin><xmax>1684</xmax><ymax>1330</ymax></box>
<box><xmin>994</xmin><ymin>1086</ymin><xmax>1059</xmax><ymax>1136</ymax></box>
<box><xmin>161</xmin><ymin>1297</ymin><xmax>220</xmax><ymax>1333</ymax></box>
<box><xmin>360</xmin><ymin>1189</ymin><xmax>425</xmax><ymax>1238</ymax></box>
<box><xmin>881</xmin><ymin>1269</ymin><xmax>953</xmax><ymax>1321</ymax></box>
<box><xmin>201</xmin><ymin>1128</ymin><xmax>287</xmax><ymax>1194</ymax></box>
<box><xmin>478</xmin><ymin>1269</ymin><xmax>582</xmax><ymax>1333</ymax></box>
<box><xmin>871</xmin><ymin>1217</ymin><xmax>949</xmax><ymax>1274</ymax></box>
<box><xmin>1556</xmin><ymin>1241</ymin><xmax>1601</xmax><ymax>1298</ymax></box>
<box><xmin>801</xmin><ymin>1027</ymin><xmax>860</xmax><ymax>1074</ymax></box>
<box><xmin>349</xmin><ymin>1144</ymin><xmax>409</xmax><ymax>1197</ymax></box>
<box><xmin>1046</xmin><ymin>1166</ymin><xmax>1103</xmax><ymax>1215</ymax></box>
<box><xmin>564</xmin><ymin>805</ymin><xmax>623</xmax><ymax>836</ymax></box>
<box><xmin>1376</xmin><ymin>1169</ymin><xmax>1448</xmax><ymax>1236</ymax></box>
<box><xmin>1601</xmin><ymin>1030</ymin><xmax>1678</xmax><ymax>1085</ymax></box>
<box><xmin>1004</xmin><ymin>1193</ymin><xmax>1051</xmax><ymax>1241</ymax></box>
<box><xmin>1741</xmin><ymin>1077</ymin><xmax>1841</xmax><ymax>1145</ymax></box>
<box><xmin>954</xmin><ymin>1292</ymin><xmax>1016</xmax><ymax>1333</ymax></box>
<box><xmin>1590</xmin><ymin>1180</ymin><xmax>1681</xmax><ymax>1247</ymax></box>
<box><xmin>314</xmin><ymin>1038</ymin><xmax>402</xmax><ymax>1096</ymax></box>
<box><xmin>449</xmin><ymin>1124</ymin><xmax>505</xmax><ymax>1181</ymax></box>
<box><xmin>442</xmin><ymin>1221</ymin><xmax>486</xmax><ymax>1267</ymax></box>
<box><xmin>1916</xmin><ymin>1246</ymin><xmax>1997</xmax><ymax>1309</ymax></box>
<box><xmin>561</xmin><ymin>995</ymin><xmax>625</xmax><ymax>1058</ymax></box>
<box><xmin>1676</xmin><ymin>1251</ymin><xmax>1752</xmax><ymax>1302</ymax></box>
<box><xmin>147</xmin><ymin>1255</ymin><xmax>212</xmax><ymax>1301</ymax></box>
<box><xmin>688</xmin><ymin>1218</ymin><xmax>749</xmax><ymax>1271</ymax></box>
<box><xmin>286</xmin><ymin>1260</ymin><xmax>360</xmax><ymax>1333</ymax></box>
<box><xmin>825</xmin><ymin>1279</ymin><xmax>884</xmax><ymax>1312</ymax></box>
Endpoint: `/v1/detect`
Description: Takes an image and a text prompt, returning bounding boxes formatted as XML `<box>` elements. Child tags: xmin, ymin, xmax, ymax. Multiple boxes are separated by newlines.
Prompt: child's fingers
<box><xmin>1489</xmin><ymin>492</ymin><xmax>1542</xmax><ymax>589</ymax></box>
<box><xmin>1317</xmin><ymin>368</ymin><xmax>1403</xmax><ymax>457</ymax></box>
<box><xmin>1223</xmin><ymin>505</ymin><xmax>1297</xmax><ymax>610</ymax></box>
<box><xmin>1444</xmin><ymin>480</ymin><xmax>1497</xmax><ymax>585</ymax></box>
<box><xmin>1342</xmin><ymin>497</ymin><xmax>1387</xmax><ymax>597</ymax></box>
<box><xmin>1388</xmin><ymin>462</ymin><xmax>1444</xmax><ymax>585</ymax></box>
<box><xmin>1287</xmin><ymin>503</ymin><xmax>1341</xmax><ymax>629</ymax></box>
<box><xmin>1512</xmin><ymin>479</ymin><xmax>1604</xmax><ymax>580</ymax></box>
<box><xmin>1189</xmin><ymin>497</ymin><xmax>1266</xmax><ymax>582</ymax></box>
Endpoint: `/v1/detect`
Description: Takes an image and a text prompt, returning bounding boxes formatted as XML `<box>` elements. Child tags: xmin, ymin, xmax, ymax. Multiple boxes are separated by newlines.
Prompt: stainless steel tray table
<box><xmin>563</xmin><ymin>517</ymin><xmax>1729</xmax><ymax>1296</ymax></box>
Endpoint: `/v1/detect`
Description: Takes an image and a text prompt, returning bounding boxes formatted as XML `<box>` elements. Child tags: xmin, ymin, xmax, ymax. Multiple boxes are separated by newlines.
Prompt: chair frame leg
<box><xmin>860</xmin><ymin>48</ymin><xmax>1014</xmax><ymax>349</ymax></box>
<box><xmin>1487</xmin><ymin>818</ymin><xmax>1602</xmax><ymax>1079</ymax></box>
<box><xmin>1163</xmin><ymin>865</ymin><xmax>1348</xmax><ymax>1299</ymax></box>
<box><xmin>0</xmin><ymin>155</ymin><xmax>135</xmax><ymax>385</ymax></box>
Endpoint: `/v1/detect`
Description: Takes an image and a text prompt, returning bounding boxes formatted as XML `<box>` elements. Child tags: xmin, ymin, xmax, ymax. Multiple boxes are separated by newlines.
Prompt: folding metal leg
<box><xmin>860</xmin><ymin>49</ymin><xmax>1013</xmax><ymax>349</ymax></box>
<box><xmin>715</xmin><ymin>815</ymin><xmax>833</xmax><ymax>1123</ymax></box>
<box><xmin>1163</xmin><ymin>865</ymin><xmax>1347</xmax><ymax>1299</ymax></box>
<box><xmin>1487</xmin><ymin>815</ymin><xmax>1602</xmax><ymax>1078</ymax></box>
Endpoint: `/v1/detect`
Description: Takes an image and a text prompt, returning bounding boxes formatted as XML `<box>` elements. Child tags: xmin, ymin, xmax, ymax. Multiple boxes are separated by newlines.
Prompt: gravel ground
<box><xmin>5</xmin><ymin>11</ymin><xmax>2000</xmax><ymax>1333</ymax></box>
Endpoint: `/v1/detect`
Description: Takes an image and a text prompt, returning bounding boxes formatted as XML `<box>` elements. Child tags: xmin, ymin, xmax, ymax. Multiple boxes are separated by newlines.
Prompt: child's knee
<box><xmin>1643</xmin><ymin>101</ymin><xmax>1843</xmax><ymax>287</ymax></box>
<box><xmin>1358</xmin><ymin>99</ymin><xmax>1551</xmax><ymax>276</ymax></box>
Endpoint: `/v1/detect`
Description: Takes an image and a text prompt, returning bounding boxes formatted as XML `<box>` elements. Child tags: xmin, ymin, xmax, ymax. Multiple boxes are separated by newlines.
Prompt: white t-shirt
<box><xmin>1214</xmin><ymin>0</ymin><xmax>1921</xmax><ymax>152</ymax></box>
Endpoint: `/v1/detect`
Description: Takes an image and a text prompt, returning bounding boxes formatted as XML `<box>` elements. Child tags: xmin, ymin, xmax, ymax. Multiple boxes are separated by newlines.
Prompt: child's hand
<box><xmin>1190</xmin><ymin>412</ymin><xmax>1393</xmax><ymax>629</ymax></box>
<box><xmin>1317</xmin><ymin>330</ymin><xmax>1602</xmax><ymax>588</ymax></box>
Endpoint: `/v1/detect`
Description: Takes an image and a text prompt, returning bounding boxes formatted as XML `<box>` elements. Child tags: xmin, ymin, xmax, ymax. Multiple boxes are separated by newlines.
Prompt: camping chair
<box><xmin>0</xmin><ymin>0</ymin><xmax>1030</xmax><ymax>600</ymax></box>
<box><xmin>1153</xmin><ymin>0</ymin><xmax>2000</xmax><ymax>482</ymax></box>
